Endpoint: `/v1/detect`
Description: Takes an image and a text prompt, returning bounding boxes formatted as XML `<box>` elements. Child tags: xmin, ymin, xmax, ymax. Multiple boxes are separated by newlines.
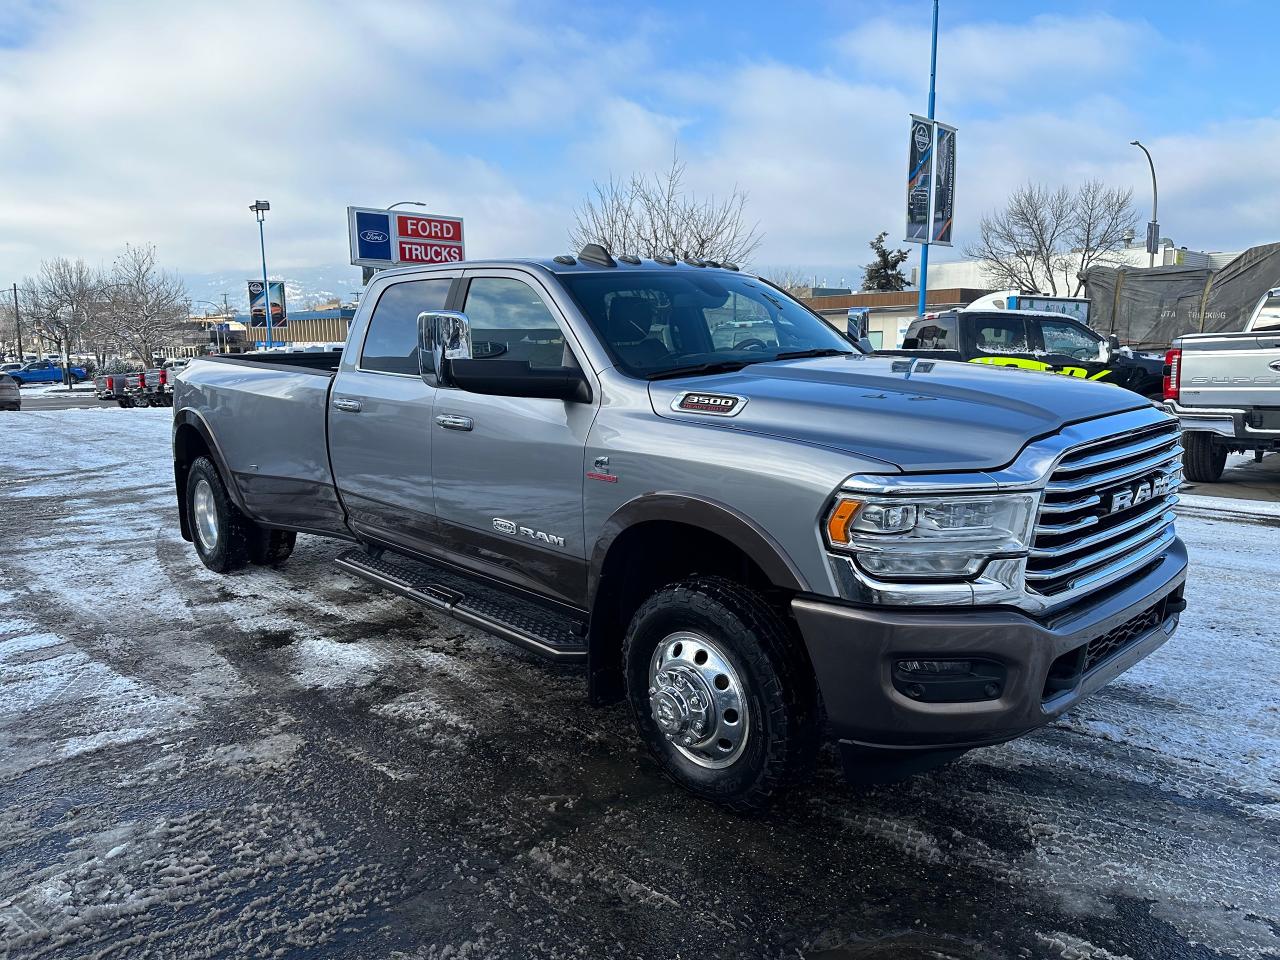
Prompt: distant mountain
<box><xmin>181</xmin><ymin>264</ymin><xmax>366</xmax><ymax>313</ymax></box>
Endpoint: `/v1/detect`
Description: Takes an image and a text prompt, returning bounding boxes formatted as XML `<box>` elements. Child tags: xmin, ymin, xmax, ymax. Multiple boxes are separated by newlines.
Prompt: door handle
<box><xmin>332</xmin><ymin>397</ymin><xmax>362</xmax><ymax>413</ymax></box>
<box><xmin>435</xmin><ymin>414</ymin><xmax>473</xmax><ymax>431</ymax></box>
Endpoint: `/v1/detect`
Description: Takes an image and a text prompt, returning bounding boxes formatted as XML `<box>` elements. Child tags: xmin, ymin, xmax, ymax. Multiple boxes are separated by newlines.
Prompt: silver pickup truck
<box><xmin>1164</xmin><ymin>289</ymin><xmax>1280</xmax><ymax>481</ymax></box>
<box><xmin>173</xmin><ymin>246</ymin><xmax>1188</xmax><ymax>809</ymax></box>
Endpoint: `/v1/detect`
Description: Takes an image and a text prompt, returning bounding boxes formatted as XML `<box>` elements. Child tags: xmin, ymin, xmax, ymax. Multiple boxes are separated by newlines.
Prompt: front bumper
<box><xmin>1163</xmin><ymin>400</ymin><xmax>1280</xmax><ymax>441</ymax></box>
<box><xmin>793</xmin><ymin>538</ymin><xmax>1187</xmax><ymax>757</ymax></box>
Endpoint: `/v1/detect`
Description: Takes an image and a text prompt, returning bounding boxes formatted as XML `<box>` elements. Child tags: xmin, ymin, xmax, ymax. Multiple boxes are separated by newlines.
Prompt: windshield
<box><xmin>560</xmin><ymin>270</ymin><xmax>857</xmax><ymax>379</ymax></box>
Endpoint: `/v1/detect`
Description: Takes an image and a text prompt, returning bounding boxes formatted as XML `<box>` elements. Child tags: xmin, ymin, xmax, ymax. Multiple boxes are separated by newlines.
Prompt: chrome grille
<box><xmin>1027</xmin><ymin>418</ymin><xmax>1181</xmax><ymax>605</ymax></box>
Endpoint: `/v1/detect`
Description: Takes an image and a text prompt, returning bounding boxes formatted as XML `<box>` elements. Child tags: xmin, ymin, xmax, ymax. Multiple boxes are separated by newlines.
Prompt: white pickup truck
<box><xmin>1164</xmin><ymin>289</ymin><xmax>1280</xmax><ymax>481</ymax></box>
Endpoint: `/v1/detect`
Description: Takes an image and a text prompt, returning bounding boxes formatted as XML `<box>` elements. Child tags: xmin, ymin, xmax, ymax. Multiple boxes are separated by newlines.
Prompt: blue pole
<box><xmin>917</xmin><ymin>0</ymin><xmax>939</xmax><ymax>317</ymax></box>
<box><xmin>257</xmin><ymin>212</ymin><xmax>273</xmax><ymax>348</ymax></box>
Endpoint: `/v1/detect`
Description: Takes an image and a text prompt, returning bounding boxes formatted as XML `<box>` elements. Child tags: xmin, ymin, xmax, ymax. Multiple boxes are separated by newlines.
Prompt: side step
<box><xmin>334</xmin><ymin>548</ymin><xmax>587</xmax><ymax>662</ymax></box>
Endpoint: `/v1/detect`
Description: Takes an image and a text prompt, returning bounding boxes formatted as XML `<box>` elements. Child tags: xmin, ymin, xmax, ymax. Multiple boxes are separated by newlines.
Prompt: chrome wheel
<box><xmin>192</xmin><ymin>478</ymin><xmax>219</xmax><ymax>552</ymax></box>
<box><xmin>648</xmin><ymin>631</ymin><xmax>749</xmax><ymax>769</ymax></box>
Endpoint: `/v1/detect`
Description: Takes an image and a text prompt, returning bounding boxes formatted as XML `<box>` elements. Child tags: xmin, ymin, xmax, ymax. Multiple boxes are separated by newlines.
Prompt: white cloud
<box><xmin>837</xmin><ymin>13</ymin><xmax>1158</xmax><ymax>106</ymax></box>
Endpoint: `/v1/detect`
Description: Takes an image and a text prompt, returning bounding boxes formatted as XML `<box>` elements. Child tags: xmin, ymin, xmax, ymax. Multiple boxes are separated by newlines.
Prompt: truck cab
<box><xmin>885</xmin><ymin>309</ymin><xmax>1164</xmax><ymax>398</ymax></box>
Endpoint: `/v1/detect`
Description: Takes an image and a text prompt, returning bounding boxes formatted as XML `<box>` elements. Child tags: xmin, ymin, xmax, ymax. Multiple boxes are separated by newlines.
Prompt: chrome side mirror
<box><xmin>418</xmin><ymin>310</ymin><xmax>472</xmax><ymax>383</ymax></box>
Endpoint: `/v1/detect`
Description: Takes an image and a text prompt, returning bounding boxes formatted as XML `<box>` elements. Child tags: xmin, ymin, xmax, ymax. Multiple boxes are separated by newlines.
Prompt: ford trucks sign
<box><xmin>348</xmin><ymin>206</ymin><xmax>465</xmax><ymax>270</ymax></box>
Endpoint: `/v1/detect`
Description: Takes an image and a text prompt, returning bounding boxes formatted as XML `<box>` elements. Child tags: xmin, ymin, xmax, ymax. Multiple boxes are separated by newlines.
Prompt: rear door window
<box><xmin>971</xmin><ymin>316</ymin><xmax>1030</xmax><ymax>355</ymax></box>
<box><xmin>361</xmin><ymin>278</ymin><xmax>452</xmax><ymax>375</ymax></box>
<box><xmin>913</xmin><ymin>316</ymin><xmax>958</xmax><ymax>349</ymax></box>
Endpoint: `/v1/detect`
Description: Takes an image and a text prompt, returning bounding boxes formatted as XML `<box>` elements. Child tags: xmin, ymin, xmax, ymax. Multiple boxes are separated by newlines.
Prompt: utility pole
<box><xmin>10</xmin><ymin>283</ymin><xmax>23</xmax><ymax>360</ymax></box>
<box><xmin>916</xmin><ymin>0</ymin><xmax>940</xmax><ymax>317</ymax></box>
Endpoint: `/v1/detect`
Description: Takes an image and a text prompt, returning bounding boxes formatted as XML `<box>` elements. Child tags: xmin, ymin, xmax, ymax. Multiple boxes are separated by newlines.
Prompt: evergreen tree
<box><xmin>861</xmin><ymin>232</ymin><xmax>911</xmax><ymax>291</ymax></box>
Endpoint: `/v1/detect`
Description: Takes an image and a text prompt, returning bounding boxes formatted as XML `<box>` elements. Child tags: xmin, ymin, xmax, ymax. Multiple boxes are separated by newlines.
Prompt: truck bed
<box><xmin>1175</xmin><ymin>330</ymin><xmax>1280</xmax><ymax>408</ymax></box>
<box><xmin>177</xmin><ymin>354</ymin><xmax>343</xmax><ymax>531</ymax></box>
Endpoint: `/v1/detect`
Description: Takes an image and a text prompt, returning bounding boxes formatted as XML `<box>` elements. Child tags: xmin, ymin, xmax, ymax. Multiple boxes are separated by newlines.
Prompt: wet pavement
<box><xmin>0</xmin><ymin>409</ymin><xmax>1277</xmax><ymax>959</ymax></box>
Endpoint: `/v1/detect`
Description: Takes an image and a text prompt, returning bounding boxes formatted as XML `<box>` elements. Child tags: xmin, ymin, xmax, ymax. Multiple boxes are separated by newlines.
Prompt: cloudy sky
<box><xmin>1</xmin><ymin>0</ymin><xmax>1277</xmax><ymax>290</ymax></box>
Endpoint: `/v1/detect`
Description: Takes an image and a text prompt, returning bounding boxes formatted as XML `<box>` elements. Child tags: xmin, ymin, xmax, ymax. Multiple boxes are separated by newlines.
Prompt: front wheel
<box><xmin>1183</xmin><ymin>431</ymin><xmax>1227</xmax><ymax>483</ymax></box>
<box><xmin>623</xmin><ymin>577</ymin><xmax>819</xmax><ymax>812</ymax></box>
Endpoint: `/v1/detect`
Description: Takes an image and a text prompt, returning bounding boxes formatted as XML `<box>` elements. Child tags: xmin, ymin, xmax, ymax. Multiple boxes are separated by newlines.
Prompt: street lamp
<box><xmin>249</xmin><ymin>200</ymin><xmax>274</xmax><ymax>349</ymax></box>
<box><xmin>387</xmin><ymin>200</ymin><xmax>426</xmax><ymax>210</ymax></box>
<box><xmin>1130</xmin><ymin>140</ymin><xmax>1159</xmax><ymax>268</ymax></box>
<box><xmin>189</xmin><ymin>298</ymin><xmax>233</xmax><ymax>353</ymax></box>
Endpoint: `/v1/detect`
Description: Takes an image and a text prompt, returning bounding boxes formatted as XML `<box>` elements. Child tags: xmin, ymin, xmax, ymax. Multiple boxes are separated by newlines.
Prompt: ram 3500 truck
<box><xmin>1163</xmin><ymin>290</ymin><xmax>1280</xmax><ymax>481</ymax></box>
<box><xmin>173</xmin><ymin>247</ymin><xmax>1188</xmax><ymax>810</ymax></box>
<box><xmin>883</xmin><ymin>308</ymin><xmax>1165</xmax><ymax>398</ymax></box>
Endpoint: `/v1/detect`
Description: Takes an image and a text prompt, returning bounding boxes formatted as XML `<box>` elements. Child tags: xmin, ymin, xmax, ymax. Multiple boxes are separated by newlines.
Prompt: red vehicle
<box><xmin>250</xmin><ymin>302</ymin><xmax>285</xmax><ymax>324</ymax></box>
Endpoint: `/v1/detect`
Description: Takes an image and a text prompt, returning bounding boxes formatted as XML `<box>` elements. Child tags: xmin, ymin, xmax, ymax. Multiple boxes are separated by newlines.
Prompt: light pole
<box><xmin>916</xmin><ymin>0</ymin><xmax>940</xmax><ymax>317</ymax></box>
<box><xmin>9</xmin><ymin>283</ymin><xmax>22</xmax><ymax>361</ymax></box>
<box><xmin>387</xmin><ymin>200</ymin><xmax>426</xmax><ymax>210</ymax></box>
<box><xmin>190</xmin><ymin>299</ymin><xmax>231</xmax><ymax>353</ymax></box>
<box><xmin>249</xmin><ymin>200</ymin><xmax>273</xmax><ymax>348</ymax></box>
<box><xmin>1130</xmin><ymin>140</ymin><xmax>1159</xmax><ymax>268</ymax></box>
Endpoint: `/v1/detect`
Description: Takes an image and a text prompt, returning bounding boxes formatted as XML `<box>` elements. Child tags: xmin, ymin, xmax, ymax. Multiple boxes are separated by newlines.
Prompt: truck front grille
<box><xmin>1027</xmin><ymin>418</ymin><xmax>1182</xmax><ymax>605</ymax></box>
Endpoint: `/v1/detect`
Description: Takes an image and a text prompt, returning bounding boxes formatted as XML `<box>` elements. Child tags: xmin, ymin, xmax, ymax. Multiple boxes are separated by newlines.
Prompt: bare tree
<box><xmin>24</xmin><ymin>257</ymin><xmax>101</xmax><ymax>379</ymax></box>
<box><xmin>1067</xmin><ymin>181</ymin><xmax>1137</xmax><ymax>295</ymax></box>
<box><xmin>102</xmin><ymin>243</ymin><xmax>189</xmax><ymax>363</ymax></box>
<box><xmin>967</xmin><ymin>180</ymin><xmax>1136</xmax><ymax>296</ymax></box>
<box><xmin>760</xmin><ymin>267</ymin><xmax>812</xmax><ymax>296</ymax></box>
<box><xmin>570</xmin><ymin>152</ymin><xmax>762</xmax><ymax>265</ymax></box>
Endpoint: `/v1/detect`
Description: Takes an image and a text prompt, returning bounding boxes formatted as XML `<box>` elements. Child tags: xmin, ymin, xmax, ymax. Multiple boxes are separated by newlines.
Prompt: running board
<box><xmin>334</xmin><ymin>548</ymin><xmax>587</xmax><ymax>662</ymax></box>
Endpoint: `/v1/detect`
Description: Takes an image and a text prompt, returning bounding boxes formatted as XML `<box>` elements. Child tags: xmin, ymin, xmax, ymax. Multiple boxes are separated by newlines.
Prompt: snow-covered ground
<box><xmin>0</xmin><ymin>408</ymin><xmax>1276</xmax><ymax>960</ymax></box>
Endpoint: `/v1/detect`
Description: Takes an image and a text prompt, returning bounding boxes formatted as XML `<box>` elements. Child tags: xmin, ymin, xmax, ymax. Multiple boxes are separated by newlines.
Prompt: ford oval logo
<box><xmin>360</xmin><ymin>229</ymin><xmax>388</xmax><ymax>243</ymax></box>
<box><xmin>1270</xmin><ymin>359</ymin><xmax>1280</xmax><ymax>372</ymax></box>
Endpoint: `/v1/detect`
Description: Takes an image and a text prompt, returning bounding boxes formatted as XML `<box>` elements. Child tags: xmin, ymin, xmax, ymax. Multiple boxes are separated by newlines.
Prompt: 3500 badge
<box><xmin>671</xmin><ymin>392</ymin><xmax>748</xmax><ymax>416</ymax></box>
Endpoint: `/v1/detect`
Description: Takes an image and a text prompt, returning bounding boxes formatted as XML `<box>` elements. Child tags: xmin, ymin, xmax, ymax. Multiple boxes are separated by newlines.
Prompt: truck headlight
<box><xmin>825</xmin><ymin>493</ymin><xmax>1038</xmax><ymax>581</ymax></box>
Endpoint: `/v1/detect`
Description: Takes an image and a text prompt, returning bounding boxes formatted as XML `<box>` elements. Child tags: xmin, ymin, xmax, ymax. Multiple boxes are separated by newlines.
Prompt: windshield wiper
<box><xmin>647</xmin><ymin>359</ymin><xmax>757</xmax><ymax>381</ymax></box>
<box><xmin>768</xmin><ymin>348</ymin><xmax>854</xmax><ymax>361</ymax></box>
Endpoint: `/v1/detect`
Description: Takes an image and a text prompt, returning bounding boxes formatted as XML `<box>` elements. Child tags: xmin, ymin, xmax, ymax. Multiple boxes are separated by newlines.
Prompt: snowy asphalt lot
<box><xmin>0</xmin><ymin>409</ymin><xmax>1276</xmax><ymax>960</ymax></box>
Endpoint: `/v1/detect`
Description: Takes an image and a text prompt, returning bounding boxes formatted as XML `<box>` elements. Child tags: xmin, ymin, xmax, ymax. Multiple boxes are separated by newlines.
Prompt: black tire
<box><xmin>249</xmin><ymin>529</ymin><xmax>296</xmax><ymax>566</ymax></box>
<box><xmin>186</xmin><ymin>456</ymin><xmax>254</xmax><ymax>573</ymax></box>
<box><xmin>1183</xmin><ymin>431</ymin><xmax>1227</xmax><ymax>483</ymax></box>
<box><xmin>623</xmin><ymin>576</ymin><xmax>819</xmax><ymax>812</ymax></box>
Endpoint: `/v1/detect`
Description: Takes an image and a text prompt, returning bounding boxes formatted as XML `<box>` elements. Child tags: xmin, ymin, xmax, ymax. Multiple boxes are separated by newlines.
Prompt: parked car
<box><xmin>0</xmin><ymin>373</ymin><xmax>20</xmax><ymax>410</ymax></box>
<box><xmin>0</xmin><ymin>362</ymin><xmax>22</xmax><ymax>374</ymax></box>
<box><xmin>8</xmin><ymin>359</ymin><xmax>88</xmax><ymax>386</ymax></box>
<box><xmin>880</xmin><ymin>308</ymin><xmax>1166</xmax><ymax>398</ymax></box>
<box><xmin>1162</xmin><ymin>289</ymin><xmax>1280</xmax><ymax>480</ymax></box>
<box><xmin>173</xmin><ymin>247</ymin><xmax>1188</xmax><ymax>810</ymax></box>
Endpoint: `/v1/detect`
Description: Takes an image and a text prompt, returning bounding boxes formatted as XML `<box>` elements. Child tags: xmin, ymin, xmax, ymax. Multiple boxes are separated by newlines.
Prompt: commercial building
<box><xmin>916</xmin><ymin>237</ymin><xmax>1241</xmax><ymax>294</ymax></box>
<box><xmin>245</xmin><ymin>306</ymin><xmax>356</xmax><ymax>348</ymax></box>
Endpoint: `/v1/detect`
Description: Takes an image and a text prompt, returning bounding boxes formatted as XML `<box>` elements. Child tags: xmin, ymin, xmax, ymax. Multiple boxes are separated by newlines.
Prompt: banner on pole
<box><xmin>905</xmin><ymin>115</ymin><xmax>957</xmax><ymax>247</ymax></box>
<box><xmin>247</xmin><ymin>280</ymin><xmax>287</xmax><ymax>327</ymax></box>
<box><xmin>930</xmin><ymin>122</ymin><xmax>956</xmax><ymax>246</ymax></box>
<box><xmin>905</xmin><ymin>115</ymin><xmax>933</xmax><ymax>244</ymax></box>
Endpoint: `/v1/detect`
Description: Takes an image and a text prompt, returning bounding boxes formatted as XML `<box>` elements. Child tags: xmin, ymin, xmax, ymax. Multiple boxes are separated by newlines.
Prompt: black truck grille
<box><xmin>1027</xmin><ymin>419</ymin><xmax>1182</xmax><ymax>605</ymax></box>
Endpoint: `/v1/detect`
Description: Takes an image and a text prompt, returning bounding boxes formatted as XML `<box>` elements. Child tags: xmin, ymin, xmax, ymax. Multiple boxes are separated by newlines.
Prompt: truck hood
<box><xmin>649</xmin><ymin>354</ymin><xmax>1148</xmax><ymax>473</ymax></box>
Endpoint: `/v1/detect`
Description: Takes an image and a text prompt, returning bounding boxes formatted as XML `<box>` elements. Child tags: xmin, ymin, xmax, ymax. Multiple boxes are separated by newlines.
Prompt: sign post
<box><xmin>348</xmin><ymin>206</ymin><xmax>465</xmax><ymax>273</ymax></box>
<box><xmin>906</xmin><ymin>0</ymin><xmax>943</xmax><ymax>318</ymax></box>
